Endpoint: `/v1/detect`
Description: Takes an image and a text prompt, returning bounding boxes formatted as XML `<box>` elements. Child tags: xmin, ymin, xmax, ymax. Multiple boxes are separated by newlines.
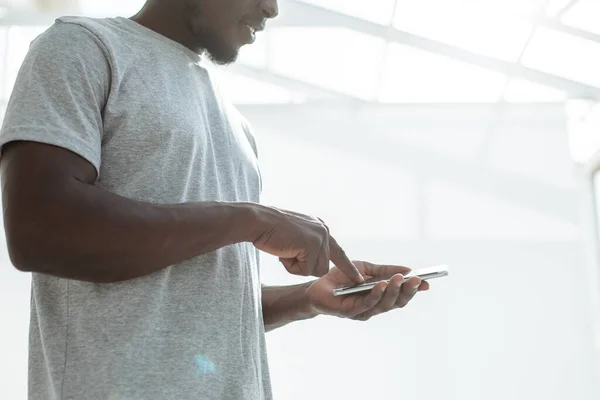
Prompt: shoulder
<box><xmin>53</xmin><ymin>16</ymin><xmax>122</xmax><ymax>43</ymax></box>
<box><xmin>28</xmin><ymin>17</ymin><xmax>115</xmax><ymax>62</ymax></box>
<box><xmin>37</xmin><ymin>16</ymin><xmax>138</xmax><ymax>60</ymax></box>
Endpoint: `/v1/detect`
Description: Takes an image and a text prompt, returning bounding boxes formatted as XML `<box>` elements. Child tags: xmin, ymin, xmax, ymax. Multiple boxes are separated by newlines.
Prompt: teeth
<box><xmin>246</xmin><ymin>24</ymin><xmax>255</xmax><ymax>34</ymax></box>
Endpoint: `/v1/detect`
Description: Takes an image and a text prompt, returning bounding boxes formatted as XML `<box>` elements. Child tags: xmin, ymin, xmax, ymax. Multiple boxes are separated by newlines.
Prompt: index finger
<box><xmin>329</xmin><ymin>236</ymin><xmax>364</xmax><ymax>284</ymax></box>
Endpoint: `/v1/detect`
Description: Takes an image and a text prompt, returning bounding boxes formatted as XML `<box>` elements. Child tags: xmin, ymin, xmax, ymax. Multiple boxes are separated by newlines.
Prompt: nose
<box><xmin>260</xmin><ymin>0</ymin><xmax>279</xmax><ymax>19</ymax></box>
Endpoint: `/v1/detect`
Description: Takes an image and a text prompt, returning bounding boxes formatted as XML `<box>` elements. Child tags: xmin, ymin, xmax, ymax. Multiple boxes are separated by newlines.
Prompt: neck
<box><xmin>131</xmin><ymin>1</ymin><xmax>204</xmax><ymax>54</ymax></box>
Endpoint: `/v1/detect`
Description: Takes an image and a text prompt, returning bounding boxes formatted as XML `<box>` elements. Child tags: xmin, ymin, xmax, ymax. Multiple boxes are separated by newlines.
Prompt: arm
<box><xmin>1</xmin><ymin>142</ymin><xmax>364</xmax><ymax>284</ymax></box>
<box><xmin>1</xmin><ymin>141</ymin><xmax>265</xmax><ymax>283</ymax></box>
<box><xmin>261</xmin><ymin>283</ymin><xmax>319</xmax><ymax>332</ymax></box>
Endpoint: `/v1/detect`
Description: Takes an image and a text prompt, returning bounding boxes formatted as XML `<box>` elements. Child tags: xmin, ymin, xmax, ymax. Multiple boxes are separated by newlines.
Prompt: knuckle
<box><xmin>308</xmin><ymin>214</ymin><xmax>320</xmax><ymax>224</ymax></box>
<box><xmin>309</xmin><ymin>234</ymin><xmax>323</xmax><ymax>250</ymax></box>
<box><xmin>318</xmin><ymin>224</ymin><xmax>329</xmax><ymax>237</ymax></box>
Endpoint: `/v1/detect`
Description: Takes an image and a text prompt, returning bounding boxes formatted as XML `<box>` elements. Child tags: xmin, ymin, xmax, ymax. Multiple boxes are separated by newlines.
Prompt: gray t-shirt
<box><xmin>0</xmin><ymin>16</ymin><xmax>272</xmax><ymax>400</ymax></box>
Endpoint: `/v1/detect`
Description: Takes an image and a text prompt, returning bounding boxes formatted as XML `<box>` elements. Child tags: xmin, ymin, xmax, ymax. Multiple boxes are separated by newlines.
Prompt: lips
<box><xmin>240</xmin><ymin>20</ymin><xmax>265</xmax><ymax>44</ymax></box>
<box><xmin>243</xmin><ymin>21</ymin><xmax>265</xmax><ymax>34</ymax></box>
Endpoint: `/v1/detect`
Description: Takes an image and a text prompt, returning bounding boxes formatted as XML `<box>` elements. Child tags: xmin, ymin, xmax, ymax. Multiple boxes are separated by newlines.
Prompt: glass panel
<box><xmin>474</xmin><ymin>0</ymin><xmax>549</xmax><ymax>17</ymax></box>
<box><xmin>0</xmin><ymin>28</ymin><xmax>7</xmax><ymax>102</ymax></box>
<box><xmin>566</xmin><ymin>99</ymin><xmax>600</xmax><ymax>164</ymax></box>
<box><xmin>545</xmin><ymin>0</ymin><xmax>576</xmax><ymax>17</ymax></box>
<box><xmin>268</xmin><ymin>27</ymin><xmax>385</xmax><ymax>100</ymax></box>
<box><xmin>209</xmin><ymin>68</ymin><xmax>304</xmax><ymax>104</ymax></box>
<box><xmin>593</xmin><ymin>169</ymin><xmax>600</xmax><ymax>249</ymax></box>
<box><xmin>522</xmin><ymin>27</ymin><xmax>600</xmax><ymax>87</ymax></box>
<box><xmin>296</xmin><ymin>0</ymin><xmax>397</xmax><ymax>25</ymax></box>
<box><xmin>503</xmin><ymin>79</ymin><xmax>567</xmax><ymax>103</ymax></box>
<box><xmin>562</xmin><ymin>0</ymin><xmax>600</xmax><ymax>35</ymax></box>
<box><xmin>396</xmin><ymin>0</ymin><xmax>548</xmax><ymax>18</ymax></box>
<box><xmin>237</xmin><ymin>32</ymin><xmax>268</xmax><ymax>68</ymax></box>
<box><xmin>378</xmin><ymin>43</ymin><xmax>506</xmax><ymax>103</ymax></box>
<box><xmin>79</xmin><ymin>0</ymin><xmax>145</xmax><ymax>17</ymax></box>
<box><xmin>393</xmin><ymin>0</ymin><xmax>534</xmax><ymax>62</ymax></box>
<box><xmin>4</xmin><ymin>26</ymin><xmax>48</xmax><ymax>100</ymax></box>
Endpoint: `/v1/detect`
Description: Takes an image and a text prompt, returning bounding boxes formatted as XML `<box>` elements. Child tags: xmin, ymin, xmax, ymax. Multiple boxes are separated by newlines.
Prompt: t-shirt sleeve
<box><xmin>0</xmin><ymin>20</ymin><xmax>111</xmax><ymax>175</ymax></box>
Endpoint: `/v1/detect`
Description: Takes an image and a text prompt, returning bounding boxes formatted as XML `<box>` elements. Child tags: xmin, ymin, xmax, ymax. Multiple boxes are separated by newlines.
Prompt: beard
<box><xmin>183</xmin><ymin>1</ymin><xmax>239</xmax><ymax>65</ymax></box>
<box><xmin>204</xmin><ymin>40</ymin><xmax>239</xmax><ymax>65</ymax></box>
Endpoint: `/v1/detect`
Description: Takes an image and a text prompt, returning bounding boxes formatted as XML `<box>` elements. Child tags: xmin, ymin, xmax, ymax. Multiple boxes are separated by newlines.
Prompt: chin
<box><xmin>205</xmin><ymin>44</ymin><xmax>240</xmax><ymax>65</ymax></box>
<box><xmin>208</xmin><ymin>52</ymin><xmax>239</xmax><ymax>65</ymax></box>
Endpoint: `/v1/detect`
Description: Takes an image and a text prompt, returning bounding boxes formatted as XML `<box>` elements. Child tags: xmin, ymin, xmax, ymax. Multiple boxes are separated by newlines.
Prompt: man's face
<box><xmin>182</xmin><ymin>0</ymin><xmax>278</xmax><ymax>65</ymax></box>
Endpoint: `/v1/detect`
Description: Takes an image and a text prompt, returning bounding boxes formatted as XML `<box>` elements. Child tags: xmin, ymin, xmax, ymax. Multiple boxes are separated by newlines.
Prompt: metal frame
<box><xmin>269</xmin><ymin>0</ymin><xmax>600</xmax><ymax>100</ymax></box>
<box><xmin>555</xmin><ymin>0</ymin><xmax>581</xmax><ymax>20</ymax></box>
<box><xmin>537</xmin><ymin>16</ymin><xmax>600</xmax><ymax>44</ymax></box>
<box><xmin>0</xmin><ymin>0</ymin><xmax>598</xmax><ymax>102</ymax></box>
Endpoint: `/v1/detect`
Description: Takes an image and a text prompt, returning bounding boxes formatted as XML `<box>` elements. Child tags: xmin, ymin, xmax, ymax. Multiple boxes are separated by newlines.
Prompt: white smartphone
<box><xmin>332</xmin><ymin>264</ymin><xmax>449</xmax><ymax>296</ymax></box>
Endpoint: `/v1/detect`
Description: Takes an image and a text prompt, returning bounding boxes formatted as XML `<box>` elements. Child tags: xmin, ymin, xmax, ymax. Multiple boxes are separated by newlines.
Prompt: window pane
<box><xmin>4</xmin><ymin>26</ymin><xmax>48</xmax><ymax>100</ymax></box>
<box><xmin>593</xmin><ymin>170</ymin><xmax>600</xmax><ymax>249</ymax></box>
<box><xmin>522</xmin><ymin>27</ymin><xmax>600</xmax><ymax>87</ymax></box>
<box><xmin>79</xmin><ymin>0</ymin><xmax>145</xmax><ymax>17</ymax></box>
<box><xmin>209</xmin><ymin>67</ymin><xmax>304</xmax><ymax>104</ymax></box>
<box><xmin>566</xmin><ymin>100</ymin><xmax>600</xmax><ymax>164</ymax></box>
<box><xmin>393</xmin><ymin>0</ymin><xmax>534</xmax><ymax>62</ymax></box>
<box><xmin>473</xmin><ymin>0</ymin><xmax>549</xmax><ymax>17</ymax></box>
<box><xmin>237</xmin><ymin>33</ymin><xmax>268</xmax><ymax>68</ymax></box>
<box><xmin>503</xmin><ymin>79</ymin><xmax>566</xmax><ymax>103</ymax></box>
<box><xmin>0</xmin><ymin>28</ymin><xmax>7</xmax><ymax>102</ymax></box>
<box><xmin>545</xmin><ymin>0</ymin><xmax>575</xmax><ymax>17</ymax></box>
<box><xmin>378</xmin><ymin>43</ymin><xmax>506</xmax><ymax>103</ymax></box>
<box><xmin>562</xmin><ymin>0</ymin><xmax>600</xmax><ymax>35</ymax></box>
<box><xmin>269</xmin><ymin>27</ymin><xmax>385</xmax><ymax>100</ymax></box>
<box><xmin>296</xmin><ymin>0</ymin><xmax>397</xmax><ymax>25</ymax></box>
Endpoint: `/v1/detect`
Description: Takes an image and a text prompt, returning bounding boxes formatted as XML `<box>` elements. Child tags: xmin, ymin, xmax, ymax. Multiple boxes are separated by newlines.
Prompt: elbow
<box><xmin>5</xmin><ymin>229</ymin><xmax>40</xmax><ymax>273</ymax></box>
<box><xmin>7</xmin><ymin>240</ymin><xmax>35</xmax><ymax>273</ymax></box>
<box><xmin>4</xmin><ymin>212</ymin><xmax>50</xmax><ymax>273</ymax></box>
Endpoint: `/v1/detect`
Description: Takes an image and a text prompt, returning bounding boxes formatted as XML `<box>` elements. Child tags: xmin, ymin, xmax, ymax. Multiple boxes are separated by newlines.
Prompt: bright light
<box><xmin>561</xmin><ymin>0</ymin><xmax>600</xmax><ymax>35</ymax></box>
<box><xmin>566</xmin><ymin>99</ymin><xmax>600</xmax><ymax>164</ymax></box>
<box><xmin>522</xmin><ymin>27</ymin><xmax>600</xmax><ymax>87</ymax></box>
<box><xmin>79</xmin><ymin>0</ymin><xmax>145</xmax><ymax>17</ymax></box>
<box><xmin>393</xmin><ymin>0</ymin><xmax>534</xmax><ymax>62</ymax></box>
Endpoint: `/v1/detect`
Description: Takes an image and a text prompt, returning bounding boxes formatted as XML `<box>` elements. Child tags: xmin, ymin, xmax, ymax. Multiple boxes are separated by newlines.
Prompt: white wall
<box><xmin>238</xmin><ymin>103</ymin><xmax>600</xmax><ymax>400</ymax></box>
<box><xmin>1</xmin><ymin>103</ymin><xmax>598</xmax><ymax>399</ymax></box>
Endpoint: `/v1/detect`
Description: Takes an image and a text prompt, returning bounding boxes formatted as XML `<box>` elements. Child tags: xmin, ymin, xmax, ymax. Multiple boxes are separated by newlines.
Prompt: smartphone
<box><xmin>332</xmin><ymin>264</ymin><xmax>449</xmax><ymax>296</ymax></box>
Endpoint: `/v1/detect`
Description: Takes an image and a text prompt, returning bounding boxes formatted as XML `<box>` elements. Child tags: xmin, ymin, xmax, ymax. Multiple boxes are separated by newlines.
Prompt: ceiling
<box><xmin>0</xmin><ymin>0</ymin><xmax>598</xmax><ymax>104</ymax></box>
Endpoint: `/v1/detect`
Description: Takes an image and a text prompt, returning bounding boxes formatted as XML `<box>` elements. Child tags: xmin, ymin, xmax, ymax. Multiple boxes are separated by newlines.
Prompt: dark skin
<box><xmin>131</xmin><ymin>0</ymin><xmax>278</xmax><ymax>64</ymax></box>
<box><xmin>0</xmin><ymin>0</ymin><xmax>428</xmax><ymax>332</ymax></box>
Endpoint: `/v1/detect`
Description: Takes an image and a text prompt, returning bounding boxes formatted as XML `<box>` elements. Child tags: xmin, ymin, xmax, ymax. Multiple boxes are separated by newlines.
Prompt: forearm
<box><xmin>261</xmin><ymin>283</ymin><xmax>319</xmax><ymax>332</ymax></box>
<box><xmin>7</xmin><ymin>181</ymin><xmax>263</xmax><ymax>283</ymax></box>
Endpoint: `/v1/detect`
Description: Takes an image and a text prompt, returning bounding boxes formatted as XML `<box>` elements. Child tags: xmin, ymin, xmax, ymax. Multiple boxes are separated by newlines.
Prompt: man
<box><xmin>0</xmin><ymin>0</ymin><xmax>429</xmax><ymax>399</ymax></box>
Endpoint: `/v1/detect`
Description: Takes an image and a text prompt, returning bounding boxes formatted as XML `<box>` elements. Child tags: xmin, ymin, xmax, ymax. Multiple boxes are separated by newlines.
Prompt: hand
<box><xmin>252</xmin><ymin>205</ymin><xmax>364</xmax><ymax>283</ymax></box>
<box><xmin>305</xmin><ymin>261</ymin><xmax>429</xmax><ymax>321</ymax></box>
